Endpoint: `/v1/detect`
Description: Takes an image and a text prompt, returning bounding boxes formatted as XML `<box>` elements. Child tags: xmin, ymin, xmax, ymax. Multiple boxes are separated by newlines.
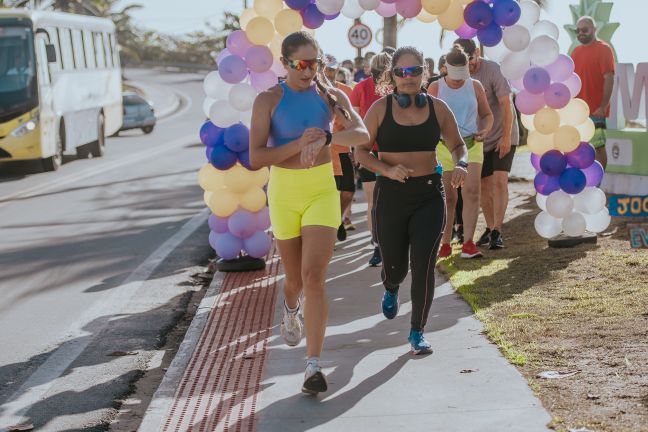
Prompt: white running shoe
<box><xmin>280</xmin><ymin>301</ymin><xmax>303</xmax><ymax>347</ymax></box>
<box><xmin>302</xmin><ymin>362</ymin><xmax>328</xmax><ymax>395</ymax></box>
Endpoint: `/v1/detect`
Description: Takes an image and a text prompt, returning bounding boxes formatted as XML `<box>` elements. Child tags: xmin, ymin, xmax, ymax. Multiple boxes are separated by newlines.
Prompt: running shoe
<box><xmin>476</xmin><ymin>228</ymin><xmax>492</xmax><ymax>246</ymax></box>
<box><xmin>460</xmin><ymin>241</ymin><xmax>483</xmax><ymax>259</ymax></box>
<box><xmin>452</xmin><ymin>225</ymin><xmax>464</xmax><ymax>244</ymax></box>
<box><xmin>408</xmin><ymin>329</ymin><xmax>433</xmax><ymax>355</ymax></box>
<box><xmin>280</xmin><ymin>301</ymin><xmax>303</xmax><ymax>347</ymax></box>
<box><xmin>302</xmin><ymin>362</ymin><xmax>328</xmax><ymax>395</ymax></box>
<box><xmin>489</xmin><ymin>229</ymin><xmax>504</xmax><ymax>250</ymax></box>
<box><xmin>343</xmin><ymin>217</ymin><xmax>356</xmax><ymax>231</ymax></box>
<box><xmin>337</xmin><ymin>223</ymin><xmax>347</xmax><ymax>241</ymax></box>
<box><xmin>438</xmin><ymin>243</ymin><xmax>452</xmax><ymax>258</ymax></box>
<box><xmin>381</xmin><ymin>290</ymin><xmax>399</xmax><ymax>319</ymax></box>
<box><xmin>368</xmin><ymin>247</ymin><xmax>382</xmax><ymax>267</ymax></box>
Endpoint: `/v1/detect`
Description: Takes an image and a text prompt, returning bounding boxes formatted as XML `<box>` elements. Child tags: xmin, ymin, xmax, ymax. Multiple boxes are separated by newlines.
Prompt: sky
<box><xmin>116</xmin><ymin>0</ymin><xmax>645</xmax><ymax>66</ymax></box>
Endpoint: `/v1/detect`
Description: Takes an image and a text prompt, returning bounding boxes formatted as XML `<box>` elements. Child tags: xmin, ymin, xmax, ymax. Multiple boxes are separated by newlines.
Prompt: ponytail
<box><xmin>314</xmin><ymin>72</ymin><xmax>352</xmax><ymax>121</ymax></box>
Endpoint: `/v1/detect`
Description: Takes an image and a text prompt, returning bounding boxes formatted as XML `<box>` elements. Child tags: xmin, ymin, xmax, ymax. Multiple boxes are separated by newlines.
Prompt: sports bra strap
<box><xmin>386</xmin><ymin>94</ymin><xmax>393</xmax><ymax>118</ymax></box>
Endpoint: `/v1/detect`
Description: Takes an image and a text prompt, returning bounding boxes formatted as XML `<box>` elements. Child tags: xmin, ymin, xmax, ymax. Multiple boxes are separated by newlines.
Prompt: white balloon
<box><xmin>203</xmin><ymin>71</ymin><xmax>233</xmax><ymax>99</ymax></box>
<box><xmin>529</xmin><ymin>35</ymin><xmax>560</xmax><ymax>66</ymax></box>
<box><xmin>531</xmin><ymin>20</ymin><xmax>559</xmax><ymax>40</ymax></box>
<box><xmin>518</xmin><ymin>0</ymin><xmax>541</xmax><ymax>28</ymax></box>
<box><xmin>584</xmin><ymin>207</ymin><xmax>611</xmax><ymax>233</ymax></box>
<box><xmin>202</xmin><ymin>97</ymin><xmax>216</xmax><ymax>118</ymax></box>
<box><xmin>483</xmin><ymin>41</ymin><xmax>511</xmax><ymax>63</ymax></box>
<box><xmin>536</xmin><ymin>193</ymin><xmax>548</xmax><ymax>211</ymax></box>
<box><xmin>342</xmin><ymin>0</ymin><xmax>365</xmax><ymax>18</ymax></box>
<box><xmin>316</xmin><ymin>0</ymin><xmax>344</xmax><ymax>15</ymax></box>
<box><xmin>359</xmin><ymin>0</ymin><xmax>381</xmax><ymax>10</ymax></box>
<box><xmin>239</xmin><ymin>109</ymin><xmax>253</xmax><ymax>128</ymax></box>
<box><xmin>535</xmin><ymin>211</ymin><xmax>562</xmax><ymax>239</ymax></box>
<box><xmin>209</xmin><ymin>100</ymin><xmax>241</xmax><ymax>128</ymax></box>
<box><xmin>501</xmin><ymin>50</ymin><xmax>531</xmax><ymax>81</ymax></box>
<box><xmin>562</xmin><ymin>212</ymin><xmax>587</xmax><ymax>237</ymax></box>
<box><xmin>547</xmin><ymin>190</ymin><xmax>575</xmax><ymax>219</ymax></box>
<box><xmin>573</xmin><ymin>187</ymin><xmax>607</xmax><ymax>215</ymax></box>
<box><xmin>229</xmin><ymin>83</ymin><xmax>257</xmax><ymax>112</ymax></box>
<box><xmin>503</xmin><ymin>25</ymin><xmax>531</xmax><ymax>52</ymax></box>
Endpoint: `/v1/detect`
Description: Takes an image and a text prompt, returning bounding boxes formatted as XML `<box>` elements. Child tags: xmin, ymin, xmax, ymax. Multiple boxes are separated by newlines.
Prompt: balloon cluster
<box><xmin>198</xmin><ymin>121</ymin><xmax>272</xmax><ymax>260</ymax></box>
<box><xmin>458</xmin><ymin>0</ymin><xmax>521</xmax><ymax>46</ymax></box>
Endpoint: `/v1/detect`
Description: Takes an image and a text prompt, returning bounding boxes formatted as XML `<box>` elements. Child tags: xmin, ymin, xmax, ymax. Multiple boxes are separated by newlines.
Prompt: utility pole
<box><xmin>243</xmin><ymin>0</ymin><xmax>248</xmax><ymax>8</ymax></box>
<box><xmin>383</xmin><ymin>16</ymin><xmax>397</xmax><ymax>49</ymax></box>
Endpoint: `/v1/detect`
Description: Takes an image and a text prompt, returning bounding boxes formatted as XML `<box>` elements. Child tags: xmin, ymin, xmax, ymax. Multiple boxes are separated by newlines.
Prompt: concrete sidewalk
<box><xmin>142</xmin><ymin>201</ymin><xmax>551</xmax><ymax>431</ymax></box>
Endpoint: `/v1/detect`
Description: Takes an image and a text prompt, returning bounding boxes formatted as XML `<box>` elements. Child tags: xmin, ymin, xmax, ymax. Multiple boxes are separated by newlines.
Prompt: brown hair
<box><xmin>281</xmin><ymin>31</ymin><xmax>351</xmax><ymax>120</ymax></box>
<box><xmin>445</xmin><ymin>45</ymin><xmax>469</xmax><ymax>67</ymax></box>
<box><xmin>376</xmin><ymin>46</ymin><xmax>427</xmax><ymax>96</ymax></box>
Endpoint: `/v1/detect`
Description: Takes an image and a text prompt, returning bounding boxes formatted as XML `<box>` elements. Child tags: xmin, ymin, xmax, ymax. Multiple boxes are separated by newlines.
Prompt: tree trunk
<box><xmin>383</xmin><ymin>16</ymin><xmax>397</xmax><ymax>50</ymax></box>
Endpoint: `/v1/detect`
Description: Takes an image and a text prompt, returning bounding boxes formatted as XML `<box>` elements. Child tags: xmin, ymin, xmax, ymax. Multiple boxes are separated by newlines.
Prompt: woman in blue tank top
<box><xmin>249</xmin><ymin>32</ymin><xmax>368</xmax><ymax>395</ymax></box>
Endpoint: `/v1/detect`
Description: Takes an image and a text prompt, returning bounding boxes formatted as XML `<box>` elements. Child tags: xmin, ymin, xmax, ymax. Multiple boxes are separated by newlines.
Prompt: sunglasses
<box><xmin>285</xmin><ymin>58</ymin><xmax>322</xmax><ymax>72</ymax></box>
<box><xmin>392</xmin><ymin>66</ymin><xmax>424</xmax><ymax>78</ymax></box>
<box><xmin>575</xmin><ymin>28</ymin><xmax>591</xmax><ymax>34</ymax></box>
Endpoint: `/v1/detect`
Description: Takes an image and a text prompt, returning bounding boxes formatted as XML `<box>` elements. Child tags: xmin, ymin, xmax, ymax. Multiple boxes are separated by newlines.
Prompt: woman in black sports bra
<box><xmin>355</xmin><ymin>46</ymin><xmax>468</xmax><ymax>355</ymax></box>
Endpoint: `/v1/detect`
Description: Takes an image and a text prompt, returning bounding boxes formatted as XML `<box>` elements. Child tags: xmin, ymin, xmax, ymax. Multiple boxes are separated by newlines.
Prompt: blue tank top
<box><xmin>269</xmin><ymin>81</ymin><xmax>332</xmax><ymax>146</ymax></box>
<box><xmin>438</xmin><ymin>78</ymin><xmax>478</xmax><ymax>138</ymax></box>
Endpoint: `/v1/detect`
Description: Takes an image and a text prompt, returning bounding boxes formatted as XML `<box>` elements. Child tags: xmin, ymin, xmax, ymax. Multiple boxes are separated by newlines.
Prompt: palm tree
<box><xmin>563</xmin><ymin>0</ymin><xmax>619</xmax><ymax>56</ymax></box>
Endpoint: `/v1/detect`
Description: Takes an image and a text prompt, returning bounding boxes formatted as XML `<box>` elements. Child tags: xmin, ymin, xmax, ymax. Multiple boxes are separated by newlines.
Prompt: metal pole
<box><xmin>383</xmin><ymin>16</ymin><xmax>397</xmax><ymax>49</ymax></box>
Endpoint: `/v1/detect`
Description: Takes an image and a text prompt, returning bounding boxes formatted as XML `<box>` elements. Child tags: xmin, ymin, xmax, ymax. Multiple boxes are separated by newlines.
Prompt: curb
<box><xmin>138</xmin><ymin>269</ymin><xmax>227</xmax><ymax>432</ymax></box>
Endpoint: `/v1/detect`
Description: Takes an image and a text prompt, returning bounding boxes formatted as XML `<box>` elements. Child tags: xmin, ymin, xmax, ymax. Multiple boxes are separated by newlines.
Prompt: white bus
<box><xmin>0</xmin><ymin>9</ymin><xmax>122</xmax><ymax>171</ymax></box>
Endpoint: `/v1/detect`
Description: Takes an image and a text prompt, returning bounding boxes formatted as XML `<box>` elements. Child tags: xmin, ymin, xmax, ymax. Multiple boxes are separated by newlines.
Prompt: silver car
<box><xmin>118</xmin><ymin>92</ymin><xmax>156</xmax><ymax>135</ymax></box>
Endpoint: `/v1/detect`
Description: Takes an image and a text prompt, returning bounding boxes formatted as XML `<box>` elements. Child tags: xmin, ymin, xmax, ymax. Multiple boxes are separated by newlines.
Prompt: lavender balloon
<box><xmin>208</xmin><ymin>143</ymin><xmax>238</xmax><ymax>170</ymax></box>
<box><xmin>226</xmin><ymin>31</ymin><xmax>253</xmax><ymax>58</ymax></box>
<box><xmin>250</xmin><ymin>70</ymin><xmax>278</xmax><ymax>92</ymax></box>
<box><xmin>464</xmin><ymin>1</ymin><xmax>493</xmax><ymax>30</ymax></box>
<box><xmin>455</xmin><ymin>21</ymin><xmax>478</xmax><ymax>39</ymax></box>
<box><xmin>544</xmin><ymin>82</ymin><xmax>571</xmax><ymax>109</ymax></box>
<box><xmin>534</xmin><ymin>172</ymin><xmax>561</xmax><ymax>196</ymax></box>
<box><xmin>214</xmin><ymin>232</ymin><xmax>243</xmax><ymax>260</ymax></box>
<box><xmin>477</xmin><ymin>22</ymin><xmax>503</xmax><ymax>47</ymax></box>
<box><xmin>245</xmin><ymin>45</ymin><xmax>273</xmax><ymax>73</ymax></box>
<box><xmin>256</xmin><ymin>206</ymin><xmax>271</xmax><ymax>231</ymax></box>
<box><xmin>530</xmin><ymin>152</ymin><xmax>541</xmax><ymax>171</ymax></box>
<box><xmin>208</xmin><ymin>231</ymin><xmax>219</xmax><ymax>251</ymax></box>
<box><xmin>285</xmin><ymin>0</ymin><xmax>310</xmax><ymax>10</ymax></box>
<box><xmin>228</xmin><ymin>210</ymin><xmax>257</xmax><ymax>239</ymax></box>
<box><xmin>218</xmin><ymin>55</ymin><xmax>248</xmax><ymax>84</ymax></box>
<box><xmin>492</xmin><ymin>0</ymin><xmax>521</xmax><ymax>26</ymax></box>
<box><xmin>324</xmin><ymin>11</ymin><xmax>340</xmax><ymax>20</ymax></box>
<box><xmin>566</xmin><ymin>142</ymin><xmax>596</xmax><ymax>169</ymax></box>
<box><xmin>208</xmin><ymin>214</ymin><xmax>229</xmax><ymax>234</ymax></box>
<box><xmin>216</xmin><ymin>48</ymin><xmax>231</xmax><ymax>64</ymax></box>
<box><xmin>244</xmin><ymin>231</ymin><xmax>272</xmax><ymax>258</ymax></box>
<box><xmin>559</xmin><ymin>167</ymin><xmax>587</xmax><ymax>194</ymax></box>
<box><xmin>540</xmin><ymin>150</ymin><xmax>567</xmax><ymax>177</ymax></box>
<box><xmin>523</xmin><ymin>67</ymin><xmax>551</xmax><ymax>94</ymax></box>
<box><xmin>301</xmin><ymin>4</ymin><xmax>325</xmax><ymax>29</ymax></box>
<box><xmin>516</xmin><ymin>90</ymin><xmax>546</xmax><ymax>115</ymax></box>
<box><xmin>564</xmin><ymin>73</ymin><xmax>582</xmax><ymax>98</ymax></box>
<box><xmin>223</xmin><ymin>123</ymin><xmax>250</xmax><ymax>153</ymax></box>
<box><xmin>200</xmin><ymin>121</ymin><xmax>224</xmax><ymax>147</ymax></box>
<box><xmin>582</xmin><ymin>161</ymin><xmax>604</xmax><ymax>187</ymax></box>
<box><xmin>546</xmin><ymin>54</ymin><xmax>575</xmax><ymax>83</ymax></box>
<box><xmin>376</xmin><ymin>1</ymin><xmax>397</xmax><ymax>17</ymax></box>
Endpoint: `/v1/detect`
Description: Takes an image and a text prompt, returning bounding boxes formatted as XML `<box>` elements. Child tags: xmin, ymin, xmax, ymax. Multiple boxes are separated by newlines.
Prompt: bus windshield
<box><xmin>0</xmin><ymin>19</ymin><xmax>38</xmax><ymax>123</ymax></box>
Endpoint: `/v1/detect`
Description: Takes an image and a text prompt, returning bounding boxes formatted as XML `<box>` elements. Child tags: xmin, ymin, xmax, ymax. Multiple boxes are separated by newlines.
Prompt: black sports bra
<box><xmin>376</xmin><ymin>95</ymin><xmax>441</xmax><ymax>153</ymax></box>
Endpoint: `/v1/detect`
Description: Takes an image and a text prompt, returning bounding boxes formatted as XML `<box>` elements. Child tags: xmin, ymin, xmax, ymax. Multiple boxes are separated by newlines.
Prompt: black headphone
<box><xmin>394</xmin><ymin>91</ymin><xmax>427</xmax><ymax>109</ymax></box>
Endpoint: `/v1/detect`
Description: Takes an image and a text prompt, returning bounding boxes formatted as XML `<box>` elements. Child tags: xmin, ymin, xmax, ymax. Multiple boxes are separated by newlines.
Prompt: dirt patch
<box><xmin>439</xmin><ymin>182</ymin><xmax>648</xmax><ymax>432</ymax></box>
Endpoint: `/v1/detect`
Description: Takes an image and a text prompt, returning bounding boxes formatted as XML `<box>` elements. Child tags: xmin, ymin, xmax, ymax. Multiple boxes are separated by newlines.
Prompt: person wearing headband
<box><xmin>355</xmin><ymin>46</ymin><xmax>468</xmax><ymax>355</ymax></box>
<box><xmin>428</xmin><ymin>46</ymin><xmax>493</xmax><ymax>259</ymax></box>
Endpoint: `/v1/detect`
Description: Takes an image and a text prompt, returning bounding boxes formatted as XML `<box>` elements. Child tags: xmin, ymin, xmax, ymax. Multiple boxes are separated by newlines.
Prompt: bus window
<box><xmin>72</xmin><ymin>29</ymin><xmax>85</xmax><ymax>69</ymax></box>
<box><xmin>58</xmin><ymin>28</ymin><xmax>74</xmax><ymax>70</ymax></box>
<box><xmin>82</xmin><ymin>29</ymin><xmax>95</xmax><ymax>68</ymax></box>
<box><xmin>108</xmin><ymin>33</ymin><xmax>118</xmax><ymax>67</ymax></box>
<box><xmin>45</xmin><ymin>26</ymin><xmax>61</xmax><ymax>70</ymax></box>
<box><xmin>102</xmin><ymin>33</ymin><xmax>112</xmax><ymax>67</ymax></box>
<box><xmin>94</xmin><ymin>32</ymin><xmax>105</xmax><ymax>68</ymax></box>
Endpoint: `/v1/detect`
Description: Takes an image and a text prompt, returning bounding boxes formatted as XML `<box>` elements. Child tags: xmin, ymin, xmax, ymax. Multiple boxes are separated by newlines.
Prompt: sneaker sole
<box><xmin>460</xmin><ymin>252</ymin><xmax>483</xmax><ymax>259</ymax></box>
<box><xmin>411</xmin><ymin>346</ymin><xmax>433</xmax><ymax>355</ymax></box>
<box><xmin>489</xmin><ymin>244</ymin><xmax>504</xmax><ymax>250</ymax></box>
<box><xmin>302</xmin><ymin>371</ymin><xmax>328</xmax><ymax>395</ymax></box>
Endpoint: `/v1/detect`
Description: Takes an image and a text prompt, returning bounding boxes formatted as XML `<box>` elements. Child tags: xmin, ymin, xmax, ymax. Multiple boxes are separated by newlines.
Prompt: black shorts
<box><xmin>358</xmin><ymin>167</ymin><xmax>376</xmax><ymax>183</ymax></box>
<box><xmin>481</xmin><ymin>145</ymin><xmax>517</xmax><ymax>178</ymax></box>
<box><xmin>335</xmin><ymin>153</ymin><xmax>356</xmax><ymax>192</ymax></box>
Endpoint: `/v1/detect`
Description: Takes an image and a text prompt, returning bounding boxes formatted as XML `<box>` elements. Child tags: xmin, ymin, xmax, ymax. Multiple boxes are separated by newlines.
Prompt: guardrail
<box><xmin>124</xmin><ymin>61</ymin><xmax>215</xmax><ymax>73</ymax></box>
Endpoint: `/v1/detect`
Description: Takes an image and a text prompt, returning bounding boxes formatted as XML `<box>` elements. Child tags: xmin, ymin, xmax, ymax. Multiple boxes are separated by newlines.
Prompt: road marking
<box><xmin>0</xmin><ymin>208</ymin><xmax>210</xmax><ymax>430</ymax></box>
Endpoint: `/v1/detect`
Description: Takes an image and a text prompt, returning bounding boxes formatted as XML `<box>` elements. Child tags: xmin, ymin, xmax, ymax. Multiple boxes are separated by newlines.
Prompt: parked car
<box><xmin>118</xmin><ymin>92</ymin><xmax>156</xmax><ymax>134</ymax></box>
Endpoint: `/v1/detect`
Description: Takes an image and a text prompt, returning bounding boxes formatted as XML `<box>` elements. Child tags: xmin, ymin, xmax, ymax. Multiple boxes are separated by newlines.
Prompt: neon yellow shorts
<box><xmin>437</xmin><ymin>138</ymin><xmax>484</xmax><ymax>171</ymax></box>
<box><xmin>267</xmin><ymin>162</ymin><xmax>341</xmax><ymax>240</ymax></box>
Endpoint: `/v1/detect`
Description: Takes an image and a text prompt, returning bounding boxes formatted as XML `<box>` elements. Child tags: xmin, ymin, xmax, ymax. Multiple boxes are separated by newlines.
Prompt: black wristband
<box><xmin>456</xmin><ymin>160</ymin><xmax>469</xmax><ymax>170</ymax></box>
<box><xmin>324</xmin><ymin>130</ymin><xmax>333</xmax><ymax>146</ymax></box>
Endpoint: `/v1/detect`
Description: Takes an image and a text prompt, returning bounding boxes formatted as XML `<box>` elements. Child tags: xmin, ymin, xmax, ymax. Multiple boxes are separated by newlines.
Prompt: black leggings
<box><xmin>372</xmin><ymin>174</ymin><xmax>446</xmax><ymax>331</ymax></box>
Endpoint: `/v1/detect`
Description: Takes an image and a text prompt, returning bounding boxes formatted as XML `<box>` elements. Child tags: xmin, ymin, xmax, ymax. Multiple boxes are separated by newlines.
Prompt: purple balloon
<box><xmin>540</xmin><ymin>150</ymin><xmax>567</xmax><ymax>177</ymax></box>
<box><xmin>516</xmin><ymin>90</ymin><xmax>546</xmax><ymax>115</ymax></box>
<box><xmin>256</xmin><ymin>207</ymin><xmax>271</xmax><ymax>231</ymax></box>
<box><xmin>214</xmin><ymin>232</ymin><xmax>244</xmax><ymax>260</ymax></box>
<box><xmin>223</xmin><ymin>123</ymin><xmax>250</xmax><ymax>153</ymax></box>
<box><xmin>477</xmin><ymin>22</ymin><xmax>503</xmax><ymax>47</ymax></box>
<box><xmin>382</xmin><ymin>0</ymin><xmax>397</xmax><ymax>3</ymax></box>
<box><xmin>455</xmin><ymin>21</ymin><xmax>479</xmax><ymax>39</ymax></box>
<box><xmin>228</xmin><ymin>210</ymin><xmax>257</xmax><ymax>239</ymax></box>
<box><xmin>200</xmin><ymin>121</ymin><xmax>224</xmax><ymax>147</ymax></box>
<box><xmin>523</xmin><ymin>67</ymin><xmax>551</xmax><ymax>94</ymax></box>
<box><xmin>530</xmin><ymin>152</ymin><xmax>541</xmax><ymax>171</ymax></box>
<box><xmin>544</xmin><ymin>82</ymin><xmax>571</xmax><ymax>109</ymax></box>
<box><xmin>324</xmin><ymin>11</ymin><xmax>340</xmax><ymax>20</ymax></box>
<box><xmin>218</xmin><ymin>55</ymin><xmax>248</xmax><ymax>84</ymax></box>
<box><xmin>534</xmin><ymin>172</ymin><xmax>561</xmax><ymax>196</ymax></box>
<box><xmin>250</xmin><ymin>70</ymin><xmax>278</xmax><ymax>92</ymax></box>
<box><xmin>492</xmin><ymin>0</ymin><xmax>521</xmax><ymax>26</ymax></box>
<box><xmin>244</xmin><ymin>231</ymin><xmax>272</xmax><ymax>259</ymax></box>
<box><xmin>208</xmin><ymin>143</ymin><xmax>238</xmax><ymax>170</ymax></box>
<box><xmin>582</xmin><ymin>161</ymin><xmax>604</xmax><ymax>187</ymax></box>
<box><xmin>545</xmin><ymin>54</ymin><xmax>575</xmax><ymax>83</ymax></box>
<box><xmin>245</xmin><ymin>45</ymin><xmax>273</xmax><ymax>73</ymax></box>
<box><xmin>238</xmin><ymin>149</ymin><xmax>252</xmax><ymax>170</ymax></box>
<box><xmin>208</xmin><ymin>231</ymin><xmax>219</xmax><ymax>251</ymax></box>
<box><xmin>301</xmin><ymin>4</ymin><xmax>325</xmax><ymax>29</ymax></box>
<box><xmin>226</xmin><ymin>31</ymin><xmax>253</xmax><ymax>58</ymax></box>
<box><xmin>285</xmin><ymin>0</ymin><xmax>309</xmax><ymax>10</ymax></box>
<box><xmin>208</xmin><ymin>214</ymin><xmax>229</xmax><ymax>234</ymax></box>
<box><xmin>464</xmin><ymin>1</ymin><xmax>494</xmax><ymax>30</ymax></box>
<box><xmin>566</xmin><ymin>142</ymin><xmax>596</xmax><ymax>169</ymax></box>
<box><xmin>559</xmin><ymin>167</ymin><xmax>587</xmax><ymax>194</ymax></box>
<box><xmin>216</xmin><ymin>48</ymin><xmax>231</xmax><ymax>64</ymax></box>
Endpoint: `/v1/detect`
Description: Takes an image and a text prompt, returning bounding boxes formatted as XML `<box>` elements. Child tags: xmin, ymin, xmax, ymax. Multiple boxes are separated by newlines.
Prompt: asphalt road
<box><xmin>0</xmin><ymin>69</ymin><xmax>212</xmax><ymax>431</ymax></box>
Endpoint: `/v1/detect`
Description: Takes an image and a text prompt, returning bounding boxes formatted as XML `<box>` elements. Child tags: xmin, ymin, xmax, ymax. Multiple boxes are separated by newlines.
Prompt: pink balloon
<box><xmin>216</xmin><ymin>48</ymin><xmax>231</xmax><ymax>64</ymax></box>
<box><xmin>250</xmin><ymin>70</ymin><xmax>278</xmax><ymax>92</ymax></box>
<box><xmin>510</xmin><ymin>77</ymin><xmax>525</xmax><ymax>91</ymax></box>
<box><xmin>395</xmin><ymin>0</ymin><xmax>422</xmax><ymax>18</ymax></box>
<box><xmin>563</xmin><ymin>73</ymin><xmax>582</xmax><ymax>98</ymax></box>
<box><xmin>245</xmin><ymin>45</ymin><xmax>273</xmax><ymax>73</ymax></box>
<box><xmin>226</xmin><ymin>30</ymin><xmax>253</xmax><ymax>58</ymax></box>
<box><xmin>515</xmin><ymin>89</ymin><xmax>545</xmax><ymax>115</ymax></box>
<box><xmin>455</xmin><ymin>21</ymin><xmax>479</xmax><ymax>39</ymax></box>
<box><xmin>544</xmin><ymin>82</ymin><xmax>571</xmax><ymax>109</ymax></box>
<box><xmin>545</xmin><ymin>54</ymin><xmax>575</xmax><ymax>83</ymax></box>
<box><xmin>376</xmin><ymin>1</ymin><xmax>397</xmax><ymax>17</ymax></box>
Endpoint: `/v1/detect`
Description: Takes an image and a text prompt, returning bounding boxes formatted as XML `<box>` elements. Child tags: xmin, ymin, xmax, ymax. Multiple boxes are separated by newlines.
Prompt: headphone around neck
<box><xmin>394</xmin><ymin>91</ymin><xmax>427</xmax><ymax>109</ymax></box>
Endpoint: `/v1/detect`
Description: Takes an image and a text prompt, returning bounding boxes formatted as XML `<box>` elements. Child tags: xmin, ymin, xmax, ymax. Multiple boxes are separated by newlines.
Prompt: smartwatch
<box><xmin>456</xmin><ymin>160</ymin><xmax>469</xmax><ymax>170</ymax></box>
<box><xmin>324</xmin><ymin>130</ymin><xmax>333</xmax><ymax>146</ymax></box>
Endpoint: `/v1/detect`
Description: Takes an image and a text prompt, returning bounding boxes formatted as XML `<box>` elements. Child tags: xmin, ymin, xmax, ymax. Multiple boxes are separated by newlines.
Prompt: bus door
<box><xmin>34</xmin><ymin>31</ymin><xmax>55</xmax><ymax>159</ymax></box>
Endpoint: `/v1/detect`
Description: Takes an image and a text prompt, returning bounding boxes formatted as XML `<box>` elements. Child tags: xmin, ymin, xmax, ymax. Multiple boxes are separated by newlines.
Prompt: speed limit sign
<box><xmin>348</xmin><ymin>23</ymin><xmax>372</xmax><ymax>49</ymax></box>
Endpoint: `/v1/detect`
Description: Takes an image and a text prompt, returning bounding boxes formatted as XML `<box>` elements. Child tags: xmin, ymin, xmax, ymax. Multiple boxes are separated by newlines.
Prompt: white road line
<box><xmin>0</xmin><ymin>208</ymin><xmax>210</xmax><ymax>431</ymax></box>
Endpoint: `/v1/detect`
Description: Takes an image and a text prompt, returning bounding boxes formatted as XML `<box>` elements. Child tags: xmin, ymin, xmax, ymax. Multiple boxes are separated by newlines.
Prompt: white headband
<box><xmin>446</xmin><ymin>64</ymin><xmax>470</xmax><ymax>81</ymax></box>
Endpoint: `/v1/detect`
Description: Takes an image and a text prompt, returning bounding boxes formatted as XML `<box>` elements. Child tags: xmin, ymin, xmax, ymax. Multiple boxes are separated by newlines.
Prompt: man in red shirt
<box><xmin>571</xmin><ymin>16</ymin><xmax>616</xmax><ymax>168</ymax></box>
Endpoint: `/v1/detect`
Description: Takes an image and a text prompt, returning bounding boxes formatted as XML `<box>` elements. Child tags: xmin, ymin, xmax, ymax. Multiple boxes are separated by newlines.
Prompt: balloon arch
<box><xmin>197</xmin><ymin>0</ymin><xmax>611</xmax><ymax>261</ymax></box>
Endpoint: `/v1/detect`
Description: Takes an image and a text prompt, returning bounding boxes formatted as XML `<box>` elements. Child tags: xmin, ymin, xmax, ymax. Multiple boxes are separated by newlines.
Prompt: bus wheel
<box><xmin>42</xmin><ymin>123</ymin><xmax>64</xmax><ymax>171</ymax></box>
<box><xmin>88</xmin><ymin>113</ymin><xmax>106</xmax><ymax>158</ymax></box>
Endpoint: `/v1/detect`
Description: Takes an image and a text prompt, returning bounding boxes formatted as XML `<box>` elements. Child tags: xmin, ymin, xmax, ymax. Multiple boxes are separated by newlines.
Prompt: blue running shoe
<box><xmin>381</xmin><ymin>290</ymin><xmax>399</xmax><ymax>319</ymax></box>
<box><xmin>408</xmin><ymin>330</ymin><xmax>433</xmax><ymax>355</ymax></box>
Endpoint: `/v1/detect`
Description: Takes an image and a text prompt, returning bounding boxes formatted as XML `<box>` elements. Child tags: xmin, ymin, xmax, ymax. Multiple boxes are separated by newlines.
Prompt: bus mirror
<box><xmin>46</xmin><ymin>44</ymin><xmax>57</xmax><ymax>63</ymax></box>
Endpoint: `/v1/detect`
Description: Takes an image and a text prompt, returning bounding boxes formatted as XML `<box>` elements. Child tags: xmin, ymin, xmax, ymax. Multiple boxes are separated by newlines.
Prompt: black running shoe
<box><xmin>337</xmin><ymin>224</ymin><xmax>347</xmax><ymax>241</ymax></box>
<box><xmin>368</xmin><ymin>247</ymin><xmax>382</xmax><ymax>267</ymax></box>
<box><xmin>302</xmin><ymin>364</ymin><xmax>328</xmax><ymax>395</ymax></box>
<box><xmin>456</xmin><ymin>225</ymin><xmax>464</xmax><ymax>244</ymax></box>
<box><xmin>476</xmin><ymin>228</ymin><xmax>492</xmax><ymax>246</ymax></box>
<box><xmin>489</xmin><ymin>229</ymin><xmax>504</xmax><ymax>250</ymax></box>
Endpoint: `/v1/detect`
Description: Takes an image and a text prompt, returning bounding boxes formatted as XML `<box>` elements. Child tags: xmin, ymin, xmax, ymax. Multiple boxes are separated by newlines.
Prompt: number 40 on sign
<box><xmin>348</xmin><ymin>23</ymin><xmax>372</xmax><ymax>49</ymax></box>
